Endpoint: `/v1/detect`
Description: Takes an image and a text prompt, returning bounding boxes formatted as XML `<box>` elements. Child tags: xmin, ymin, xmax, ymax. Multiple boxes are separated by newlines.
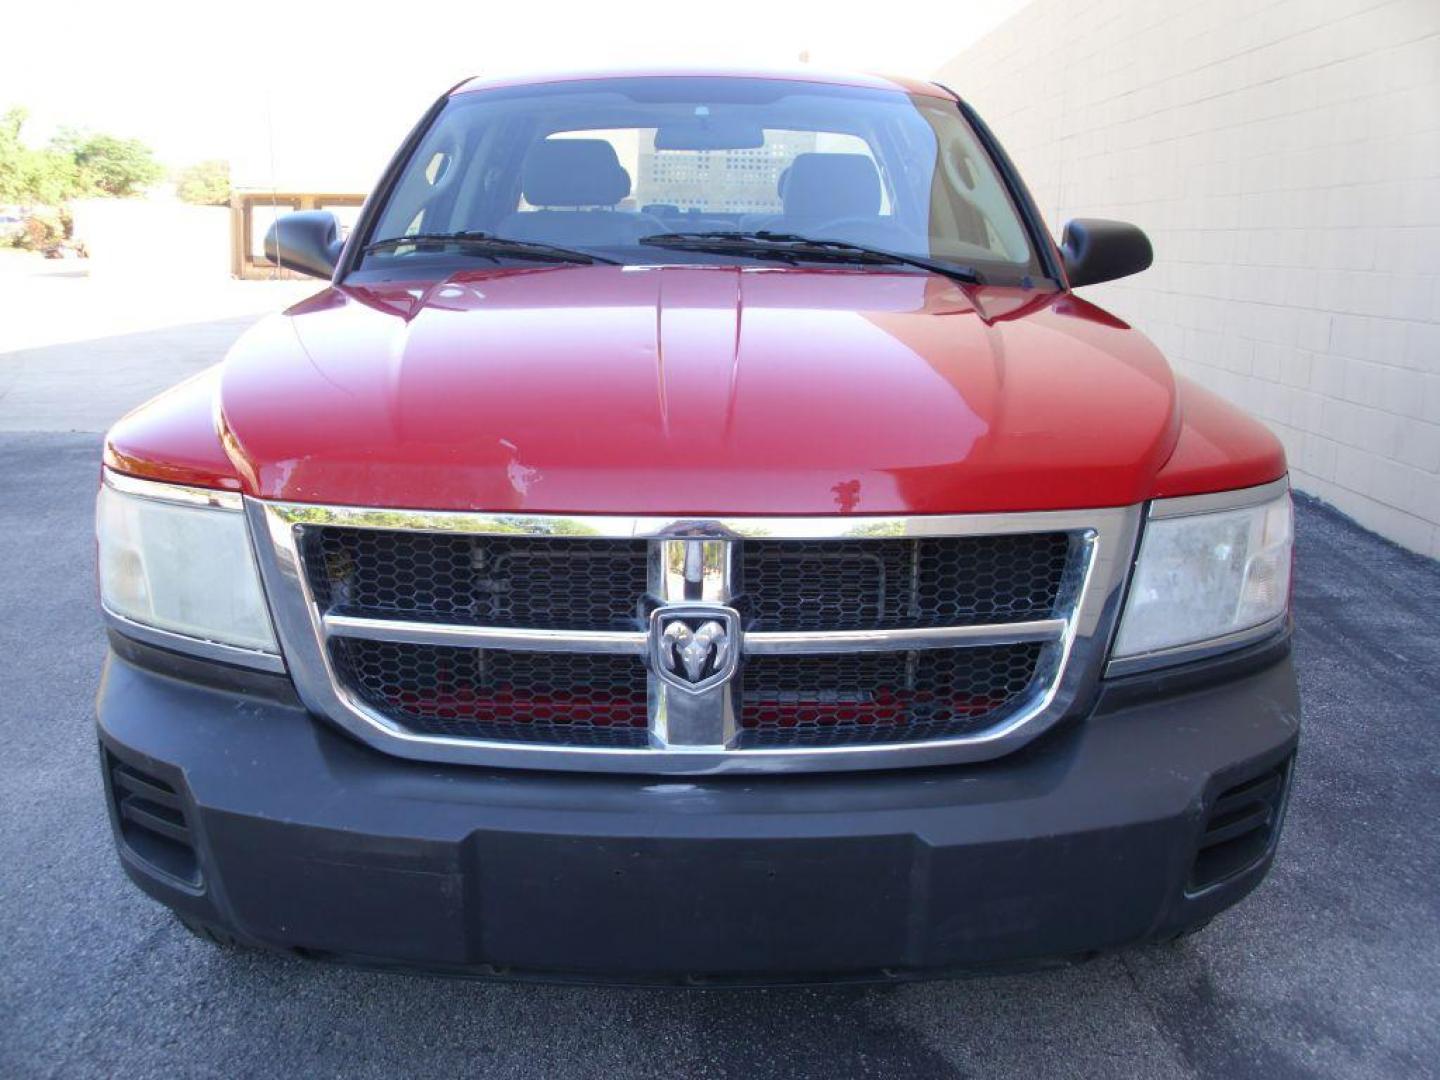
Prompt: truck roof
<box><xmin>449</xmin><ymin>66</ymin><xmax>955</xmax><ymax>100</ymax></box>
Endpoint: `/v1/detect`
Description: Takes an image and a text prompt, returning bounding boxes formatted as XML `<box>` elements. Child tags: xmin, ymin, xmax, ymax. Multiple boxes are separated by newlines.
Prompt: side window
<box><xmin>424</xmin><ymin>150</ymin><xmax>452</xmax><ymax>186</ymax></box>
<box><xmin>938</xmin><ymin>134</ymin><xmax>1027</xmax><ymax>260</ymax></box>
<box><xmin>373</xmin><ymin>120</ymin><xmax>469</xmax><ymax>238</ymax></box>
<box><xmin>917</xmin><ymin>104</ymin><xmax>1030</xmax><ymax>263</ymax></box>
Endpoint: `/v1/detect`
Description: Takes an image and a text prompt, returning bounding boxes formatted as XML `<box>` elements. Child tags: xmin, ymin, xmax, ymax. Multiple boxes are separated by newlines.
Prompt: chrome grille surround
<box><xmin>248</xmin><ymin>501</ymin><xmax>1142</xmax><ymax>775</ymax></box>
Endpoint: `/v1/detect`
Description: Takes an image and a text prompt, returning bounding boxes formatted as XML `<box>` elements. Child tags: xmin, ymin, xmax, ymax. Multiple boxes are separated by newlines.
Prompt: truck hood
<box><xmin>215</xmin><ymin>265</ymin><xmax>1181</xmax><ymax>515</ymax></box>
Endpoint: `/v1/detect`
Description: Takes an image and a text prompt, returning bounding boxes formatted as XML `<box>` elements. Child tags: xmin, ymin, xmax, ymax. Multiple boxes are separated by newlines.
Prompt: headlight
<box><xmin>1111</xmin><ymin>480</ymin><xmax>1292</xmax><ymax>671</ymax></box>
<box><xmin>97</xmin><ymin>470</ymin><xmax>280</xmax><ymax>667</ymax></box>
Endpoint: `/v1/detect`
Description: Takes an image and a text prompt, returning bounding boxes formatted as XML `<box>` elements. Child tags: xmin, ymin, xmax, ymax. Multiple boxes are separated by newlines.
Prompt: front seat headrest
<box><xmin>522</xmin><ymin>139</ymin><xmax>631</xmax><ymax>207</ymax></box>
<box><xmin>782</xmin><ymin>153</ymin><xmax>881</xmax><ymax>221</ymax></box>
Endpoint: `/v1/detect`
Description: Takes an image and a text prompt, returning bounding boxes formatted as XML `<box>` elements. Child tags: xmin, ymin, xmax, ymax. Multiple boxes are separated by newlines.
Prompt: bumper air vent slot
<box><xmin>106</xmin><ymin>752</ymin><xmax>201</xmax><ymax>888</ymax></box>
<box><xmin>1189</xmin><ymin>755</ymin><xmax>1293</xmax><ymax>892</ymax></box>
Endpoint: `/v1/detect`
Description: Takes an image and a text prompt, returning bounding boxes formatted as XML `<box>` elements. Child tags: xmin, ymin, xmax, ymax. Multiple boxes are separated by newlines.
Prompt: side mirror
<box><xmin>264</xmin><ymin>210</ymin><xmax>343</xmax><ymax>279</ymax></box>
<box><xmin>1059</xmin><ymin>218</ymin><xmax>1152</xmax><ymax>288</ymax></box>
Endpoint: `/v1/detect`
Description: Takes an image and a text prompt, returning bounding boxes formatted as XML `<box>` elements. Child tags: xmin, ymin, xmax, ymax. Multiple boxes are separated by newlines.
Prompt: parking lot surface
<box><xmin>1</xmin><ymin>295</ymin><xmax>1437</xmax><ymax>1079</ymax></box>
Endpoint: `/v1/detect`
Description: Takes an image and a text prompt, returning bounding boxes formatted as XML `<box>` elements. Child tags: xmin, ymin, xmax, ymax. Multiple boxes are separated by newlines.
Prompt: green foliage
<box><xmin>175</xmin><ymin>159</ymin><xmax>231</xmax><ymax>206</ymax></box>
<box><xmin>54</xmin><ymin>127</ymin><xmax>164</xmax><ymax>197</ymax></box>
<box><xmin>0</xmin><ymin>109</ymin><xmax>164</xmax><ymax>208</ymax></box>
<box><xmin>0</xmin><ymin>108</ymin><xmax>84</xmax><ymax>206</ymax></box>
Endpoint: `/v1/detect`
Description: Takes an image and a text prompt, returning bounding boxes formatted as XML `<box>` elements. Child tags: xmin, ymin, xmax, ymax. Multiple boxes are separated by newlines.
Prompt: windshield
<box><xmin>360</xmin><ymin>77</ymin><xmax>1043</xmax><ymax>283</ymax></box>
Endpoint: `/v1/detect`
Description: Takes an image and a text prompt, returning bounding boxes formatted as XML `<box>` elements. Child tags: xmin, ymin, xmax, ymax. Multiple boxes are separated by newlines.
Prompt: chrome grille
<box><xmin>332</xmin><ymin>638</ymin><xmax>650</xmax><ymax>747</ymax></box>
<box><xmin>739</xmin><ymin>534</ymin><xmax>1072</xmax><ymax>631</ymax></box>
<box><xmin>250</xmin><ymin>502</ymin><xmax>1140</xmax><ymax>774</ymax></box>
<box><xmin>739</xmin><ymin>642</ymin><xmax>1046</xmax><ymax>747</ymax></box>
<box><xmin>305</xmin><ymin>529</ymin><xmax>648</xmax><ymax>629</ymax></box>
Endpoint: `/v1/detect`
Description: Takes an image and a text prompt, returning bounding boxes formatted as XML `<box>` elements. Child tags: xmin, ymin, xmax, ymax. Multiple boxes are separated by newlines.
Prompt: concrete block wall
<box><xmin>936</xmin><ymin>0</ymin><xmax>1440</xmax><ymax>556</ymax></box>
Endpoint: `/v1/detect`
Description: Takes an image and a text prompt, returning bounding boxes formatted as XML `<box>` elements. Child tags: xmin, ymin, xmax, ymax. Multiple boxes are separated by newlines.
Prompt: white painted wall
<box><xmin>938</xmin><ymin>0</ymin><xmax>1440</xmax><ymax>556</ymax></box>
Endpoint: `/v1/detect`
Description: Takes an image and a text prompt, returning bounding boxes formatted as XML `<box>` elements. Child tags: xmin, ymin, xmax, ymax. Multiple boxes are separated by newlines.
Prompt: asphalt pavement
<box><xmin>0</xmin><ymin>302</ymin><xmax>1437</xmax><ymax>1079</ymax></box>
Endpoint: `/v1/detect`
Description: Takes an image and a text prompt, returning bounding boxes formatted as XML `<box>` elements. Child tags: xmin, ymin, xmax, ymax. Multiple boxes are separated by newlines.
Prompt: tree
<box><xmin>0</xmin><ymin>108</ymin><xmax>83</xmax><ymax>206</ymax></box>
<box><xmin>53</xmin><ymin>127</ymin><xmax>163</xmax><ymax>197</ymax></box>
<box><xmin>175</xmin><ymin>159</ymin><xmax>231</xmax><ymax>206</ymax></box>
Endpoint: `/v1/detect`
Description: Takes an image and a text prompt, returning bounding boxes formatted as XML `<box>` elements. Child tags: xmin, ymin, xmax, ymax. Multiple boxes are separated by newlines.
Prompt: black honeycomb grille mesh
<box><xmin>331</xmin><ymin>638</ymin><xmax>650</xmax><ymax>747</ymax></box>
<box><xmin>306</xmin><ymin>527</ymin><xmax>1077</xmax><ymax>749</ymax></box>
<box><xmin>738</xmin><ymin>534</ymin><xmax>1072</xmax><ymax>632</ymax></box>
<box><xmin>304</xmin><ymin>528</ymin><xmax>648</xmax><ymax>630</ymax></box>
<box><xmin>739</xmin><ymin>643</ymin><xmax>1045</xmax><ymax>747</ymax></box>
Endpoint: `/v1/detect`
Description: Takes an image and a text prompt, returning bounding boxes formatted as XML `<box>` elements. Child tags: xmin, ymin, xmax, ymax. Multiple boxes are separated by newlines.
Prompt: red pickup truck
<box><xmin>95</xmin><ymin>69</ymin><xmax>1298</xmax><ymax>984</ymax></box>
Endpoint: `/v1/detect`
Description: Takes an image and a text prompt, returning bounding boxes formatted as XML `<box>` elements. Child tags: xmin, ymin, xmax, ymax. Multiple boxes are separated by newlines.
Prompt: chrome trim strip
<box><xmin>322</xmin><ymin>614</ymin><xmax>1067</xmax><ymax>657</ymax></box>
<box><xmin>649</xmin><ymin>675</ymin><xmax>737</xmax><ymax>750</ymax></box>
<box><xmin>265</xmin><ymin>500</ymin><xmax>1122</xmax><ymax>540</ymax></box>
<box><xmin>323</xmin><ymin>614</ymin><xmax>648</xmax><ymax>654</ymax></box>
<box><xmin>647</xmin><ymin>543</ymin><xmax>740</xmax><ymax>748</ymax></box>
<box><xmin>102</xmin><ymin>467</ymin><xmax>244</xmax><ymax>511</ymax></box>
<box><xmin>247</xmin><ymin>499</ymin><xmax>1143</xmax><ymax>775</ymax></box>
<box><xmin>102</xmin><ymin>606</ymin><xmax>287</xmax><ymax>673</ymax></box>
<box><xmin>652</xmin><ymin>538</ymin><xmax>733</xmax><ymax>602</ymax></box>
<box><xmin>1104</xmin><ymin>614</ymin><xmax>1289</xmax><ymax>678</ymax></box>
<box><xmin>743</xmin><ymin>619</ymin><xmax>1067</xmax><ymax>655</ymax></box>
<box><xmin>1146</xmin><ymin>476</ymin><xmax>1290</xmax><ymax>520</ymax></box>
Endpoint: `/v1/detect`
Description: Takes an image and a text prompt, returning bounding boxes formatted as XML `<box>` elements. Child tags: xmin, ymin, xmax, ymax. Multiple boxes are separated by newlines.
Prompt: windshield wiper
<box><xmin>638</xmin><ymin>231</ymin><xmax>984</xmax><ymax>284</ymax></box>
<box><xmin>363</xmin><ymin>231</ymin><xmax>618</xmax><ymax>265</ymax></box>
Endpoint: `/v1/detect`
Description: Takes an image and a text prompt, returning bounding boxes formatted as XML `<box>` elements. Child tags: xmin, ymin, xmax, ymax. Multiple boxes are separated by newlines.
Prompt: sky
<box><xmin>2</xmin><ymin>0</ymin><xmax>1030</xmax><ymax>191</ymax></box>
